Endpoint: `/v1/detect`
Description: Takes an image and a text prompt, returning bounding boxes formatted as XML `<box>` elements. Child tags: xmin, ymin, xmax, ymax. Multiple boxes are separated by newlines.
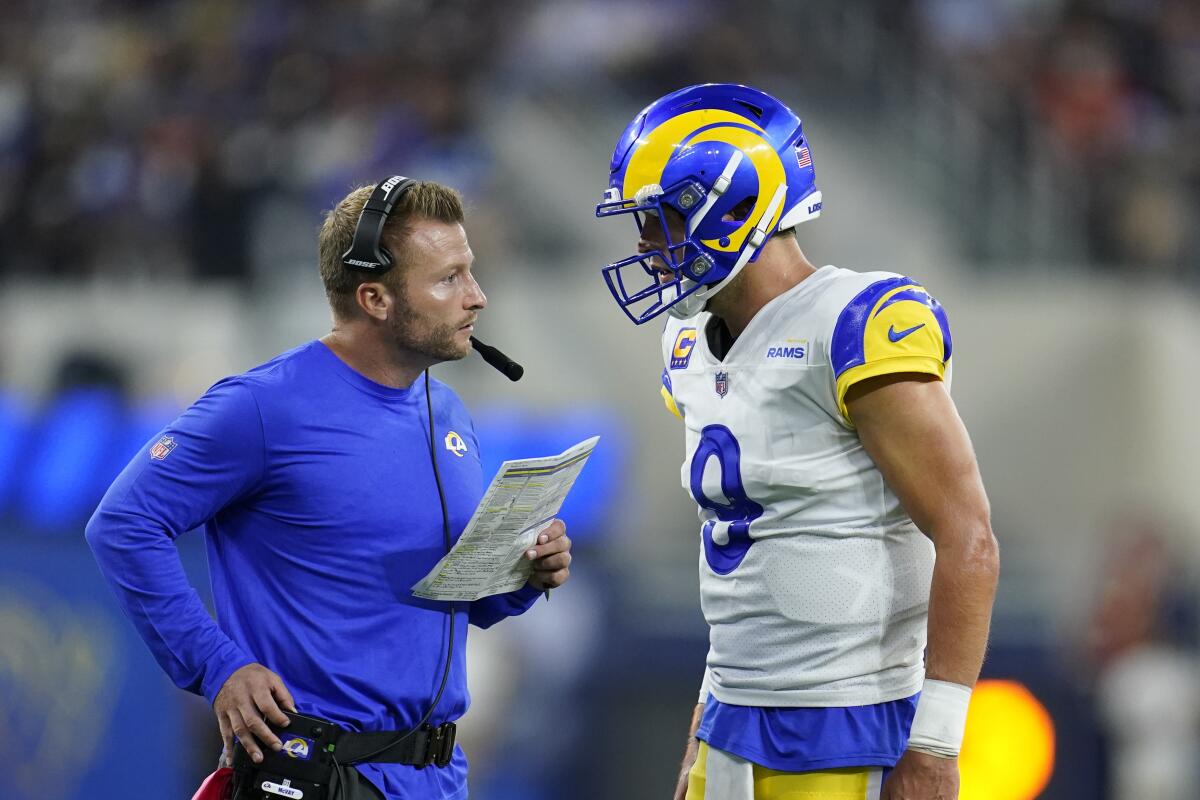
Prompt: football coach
<box><xmin>86</xmin><ymin>177</ymin><xmax>573</xmax><ymax>800</ymax></box>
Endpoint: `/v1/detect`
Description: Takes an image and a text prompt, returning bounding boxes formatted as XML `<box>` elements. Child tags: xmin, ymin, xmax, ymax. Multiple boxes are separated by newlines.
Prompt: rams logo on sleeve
<box><xmin>831</xmin><ymin>277</ymin><xmax>952</xmax><ymax>423</ymax></box>
<box><xmin>444</xmin><ymin>431</ymin><xmax>468</xmax><ymax>457</ymax></box>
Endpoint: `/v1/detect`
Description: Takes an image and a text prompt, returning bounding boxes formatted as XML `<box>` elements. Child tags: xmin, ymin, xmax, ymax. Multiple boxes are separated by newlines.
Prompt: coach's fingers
<box><xmin>532</xmin><ymin>567</ymin><xmax>570</xmax><ymax>590</ymax></box>
<box><xmin>236</xmin><ymin>697</ymin><xmax>283</xmax><ymax>758</ymax></box>
<box><xmin>525</xmin><ymin>531</ymin><xmax>571</xmax><ymax>561</ymax></box>
<box><xmin>242</xmin><ymin>700</ymin><xmax>283</xmax><ymax>753</ymax></box>
<box><xmin>271</xmin><ymin>675</ymin><xmax>298</xmax><ymax>714</ymax></box>
<box><xmin>253</xmin><ymin>686</ymin><xmax>291</xmax><ymax>730</ymax></box>
<box><xmin>217</xmin><ymin>713</ymin><xmax>234</xmax><ymax>767</ymax></box>
<box><xmin>228</xmin><ymin>707</ymin><xmax>266</xmax><ymax>764</ymax></box>
<box><xmin>532</xmin><ymin>551</ymin><xmax>572</xmax><ymax>572</ymax></box>
<box><xmin>538</xmin><ymin>519</ymin><xmax>566</xmax><ymax>541</ymax></box>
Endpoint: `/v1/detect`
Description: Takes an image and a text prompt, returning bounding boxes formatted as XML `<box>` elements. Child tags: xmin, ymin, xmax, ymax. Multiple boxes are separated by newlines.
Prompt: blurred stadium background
<box><xmin>2</xmin><ymin>0</ymin><xmax>1199</xmax><ymax>798</ymax></box>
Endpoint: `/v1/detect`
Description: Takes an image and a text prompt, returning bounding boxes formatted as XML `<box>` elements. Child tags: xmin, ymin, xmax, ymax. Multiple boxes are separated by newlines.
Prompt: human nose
<box><xmin>465</xmin><ymin>274</ymin><xmax>486</xmax><ymax>310</ymax></box>
<box><xmin>638</xmin><ymin>215</ymin><xmax>657</xmax><ymax>246</ymax></box>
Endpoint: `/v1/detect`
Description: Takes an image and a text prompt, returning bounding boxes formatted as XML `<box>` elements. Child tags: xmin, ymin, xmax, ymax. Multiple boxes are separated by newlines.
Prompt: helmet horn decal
<box><xmin>687</xmin><ymin>150</ymin><xmax>743</xmax><ymax>236</ymax></box>
<box><xmin>622</xmin><ymin>110</ymin><xmax>763</xmax><ymax>204</ymax></box>
<box><xmin>689</xmin><ymin>125</ymin><xmax>787</xmax><ymax>253</ymax></box>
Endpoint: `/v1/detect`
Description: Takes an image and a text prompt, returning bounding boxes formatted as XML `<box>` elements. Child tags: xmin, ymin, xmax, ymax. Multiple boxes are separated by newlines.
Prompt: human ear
<box><xmin>355</xmin><ymin>281</ymin><xmax>391</xmax><ymax>321</ymax></box>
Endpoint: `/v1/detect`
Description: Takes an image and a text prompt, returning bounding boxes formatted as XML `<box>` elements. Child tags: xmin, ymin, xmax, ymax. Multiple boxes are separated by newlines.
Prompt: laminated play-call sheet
<box><xmin>412</xmin><ymin>436</ymin><xmax>600</xmax><ymax>601</ymax></box>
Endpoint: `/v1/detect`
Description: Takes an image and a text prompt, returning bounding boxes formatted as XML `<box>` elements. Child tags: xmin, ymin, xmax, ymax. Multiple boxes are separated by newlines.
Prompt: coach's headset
<box><xmin>329</xmin><ymin>176</ymin><xmax>523</xmax><ymax>790</ymax></box>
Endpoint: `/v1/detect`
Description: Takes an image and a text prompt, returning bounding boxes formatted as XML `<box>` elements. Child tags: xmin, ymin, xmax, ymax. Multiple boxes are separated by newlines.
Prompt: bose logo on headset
<box><xmin>345</xmin><ymin>258</ymin><xmax>380</xmax><ymax>269</ymax></box>
<box><xmin>378</xmin><ymin>175</ymin><xmax>406</xmax><ymax>195</ymax></box>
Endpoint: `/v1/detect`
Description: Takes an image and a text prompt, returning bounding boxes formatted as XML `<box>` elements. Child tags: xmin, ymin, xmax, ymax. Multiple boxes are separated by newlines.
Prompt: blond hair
<box><xmin>317</xmin><ymin>181</ymin><xmax>465</xmax><ymax>319</ymax></box>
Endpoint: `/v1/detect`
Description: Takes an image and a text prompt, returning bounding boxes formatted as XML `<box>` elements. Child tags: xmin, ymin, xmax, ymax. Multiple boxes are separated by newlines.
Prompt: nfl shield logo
<box><xmin>714</xmin><ymin>371</ymin><xmax>729</xmax><ymax>398</ymax></box>
<box><xmin>149</xmin><ymin>435</ymin><xmax>177</xmax><ymax>461</ymax></box>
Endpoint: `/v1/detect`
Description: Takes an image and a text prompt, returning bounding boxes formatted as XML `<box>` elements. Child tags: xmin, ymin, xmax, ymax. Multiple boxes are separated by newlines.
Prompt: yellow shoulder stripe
<box><xmin>835</xmin><ymin>355</ymin><xmax>946</xmax><ymax>425</ymax></box>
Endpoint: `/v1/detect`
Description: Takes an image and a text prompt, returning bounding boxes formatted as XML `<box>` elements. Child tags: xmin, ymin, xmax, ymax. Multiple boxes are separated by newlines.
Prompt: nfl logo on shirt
<box><xmin>149</xmin><ymin>436</ymin><xmax>176</xmax><ymax>461</ymax></box>
<box><xmin>714</xmin><ymin>371</ymin><xmax>729</xmax><ymax>398</ymax></box>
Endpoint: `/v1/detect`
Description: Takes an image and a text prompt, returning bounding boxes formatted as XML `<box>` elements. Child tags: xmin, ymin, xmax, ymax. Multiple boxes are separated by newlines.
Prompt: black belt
<box><xmin>232</xmin><ymin>715</ymin><xmax>457</xmax><ymax>800</ymax></box>
<box><xmin>335</xmin><ymin>722</ymin><xmax>457</xmax><ymax>768</ymax></box>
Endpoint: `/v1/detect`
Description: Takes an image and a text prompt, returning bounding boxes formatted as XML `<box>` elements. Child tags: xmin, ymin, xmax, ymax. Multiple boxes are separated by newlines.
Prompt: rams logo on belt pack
<box><xmin>281</xmin><ymin>736</ymin><xmax>313</xmax><ymax>760</ymax></box>
<box><xmin>670</xmin><ymin>328</ymin><xmax>698</xmax><ymax>370</ymax></box>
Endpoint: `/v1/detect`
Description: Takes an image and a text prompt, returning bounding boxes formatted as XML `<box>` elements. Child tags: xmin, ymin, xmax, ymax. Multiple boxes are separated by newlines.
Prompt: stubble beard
<box><xmin>704</xmin><ymin>265</ymin><xmax>748</xmax><ymax>320</ymax></box>
<box><xmin>389</xmin><ymin>302</ymin><xmax>471</xmax><ymax>363</ymax></box>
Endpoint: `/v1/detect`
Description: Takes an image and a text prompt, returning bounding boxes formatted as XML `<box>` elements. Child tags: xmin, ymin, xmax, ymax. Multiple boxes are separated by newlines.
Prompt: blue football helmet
<box><xmin>595</xmin><ymin>83</ymin><xmax>822</xmax><ymax>324</ymax></box>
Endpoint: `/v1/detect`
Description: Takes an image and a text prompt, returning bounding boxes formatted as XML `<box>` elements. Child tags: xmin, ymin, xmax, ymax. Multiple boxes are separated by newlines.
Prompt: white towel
<box><xmin>703</xmin><ymin>745</ymin><xmax>755</xmax><ymax>800</ymax></box>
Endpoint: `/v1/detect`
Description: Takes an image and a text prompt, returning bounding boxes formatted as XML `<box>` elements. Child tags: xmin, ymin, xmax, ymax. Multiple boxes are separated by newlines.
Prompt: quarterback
<box><xmin>595</xmin><ymin>85</ymin><xmax>999</xmax><ymax>800</ymax></box>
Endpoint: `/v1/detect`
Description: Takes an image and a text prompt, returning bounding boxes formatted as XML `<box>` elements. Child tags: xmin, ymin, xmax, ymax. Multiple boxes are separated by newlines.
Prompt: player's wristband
<box><xmin>907</xmin><ymin>679</ymin><xmax>972</xmax><ymax>759</ymax></box>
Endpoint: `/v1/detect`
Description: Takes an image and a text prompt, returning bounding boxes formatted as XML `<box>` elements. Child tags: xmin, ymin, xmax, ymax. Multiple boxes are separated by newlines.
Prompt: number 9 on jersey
<box><xmin>689</xmin><ymin>425</ymin><xmax>764</xmax><ymax>575</ymax></box>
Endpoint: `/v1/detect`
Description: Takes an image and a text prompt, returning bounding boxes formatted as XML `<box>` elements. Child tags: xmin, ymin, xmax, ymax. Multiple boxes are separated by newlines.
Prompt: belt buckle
<box><xmin>413</xmin><ymin>722</ymin><xmax>456</xmax><ymax>768</ymax></box>
<box><xmin>424</xmin><ymin>722</ymin><xmax>456</xmax><ymax>768</ymax></box>
<box><xmin>418</xmin><ymin>724</ymin><xmax>439</xmax><ymax>768</ymax></box>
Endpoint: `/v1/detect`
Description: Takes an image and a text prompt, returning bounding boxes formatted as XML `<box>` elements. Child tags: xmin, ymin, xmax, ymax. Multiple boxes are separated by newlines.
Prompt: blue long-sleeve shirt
<box><xmin>86</xmin><ymin>340</ymin><xmax>541</xmax><ymax>800</ymax></box>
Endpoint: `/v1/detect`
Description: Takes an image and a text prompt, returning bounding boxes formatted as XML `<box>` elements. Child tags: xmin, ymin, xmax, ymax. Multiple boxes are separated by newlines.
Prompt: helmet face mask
<box><xmin>596</xmin><ymin>180</ymin><xmax>717</xmax><ymax>324</ymax></box>
<box><xmin>596</xmin><ymin>83</ymin><xmax>823</xmax><ymax>325</ymax></box>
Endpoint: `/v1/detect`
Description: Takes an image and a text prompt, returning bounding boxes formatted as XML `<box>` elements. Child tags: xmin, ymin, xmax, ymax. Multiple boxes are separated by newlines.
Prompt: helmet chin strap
<box><xmin>668</xmin><ymin>181</ymin><xmax>788</xmax><ymax>320</ymax></box>
<box><xmin>666</xmin><ymin>277</ymin><xmax>705</xmax><ymax>319</ymax></box>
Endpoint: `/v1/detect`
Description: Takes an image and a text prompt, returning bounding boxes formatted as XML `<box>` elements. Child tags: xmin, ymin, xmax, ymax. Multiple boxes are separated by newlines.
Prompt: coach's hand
<box><xmin>213</xmin><ymin>663</ymin><xmax>296</xmax><ymax>766</ymax></box>
<box><xmin>525</xmin><ymin>519</ymin><xmax>572</xmax><ymax>590</ymax></box>
<box><xmin>880</xmin><ymin>749</ymin><xmax>958</xmax><ymax>799</ymax></box>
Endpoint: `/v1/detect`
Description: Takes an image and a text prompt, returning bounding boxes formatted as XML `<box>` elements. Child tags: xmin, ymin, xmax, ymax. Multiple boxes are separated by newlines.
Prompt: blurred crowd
<box><xmin>909</xmin><ymin>0</ymin><xmax>1200</xmax><ymax>275</ymax></box>
<box><xmin>1084</xmin><ymin>516</ymin><xmax>1200</xmax><ymax>799</ymax></box>
<box><xmin>0</xmin><ymin>0</ymin><xmax>521</xmax><ymax>282</ymax></box>
<box><xmin>0</xmin><ymin>0</ymin><xmax>1196</xmax><ymax>284</ymax></box>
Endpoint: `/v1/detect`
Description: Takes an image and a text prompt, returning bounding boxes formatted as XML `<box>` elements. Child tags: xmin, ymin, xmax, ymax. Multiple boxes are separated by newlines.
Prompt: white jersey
<box><xmin>659</xmin><ymin>265</ymin><xmax>953</xmax><ymax>707</ymax></box>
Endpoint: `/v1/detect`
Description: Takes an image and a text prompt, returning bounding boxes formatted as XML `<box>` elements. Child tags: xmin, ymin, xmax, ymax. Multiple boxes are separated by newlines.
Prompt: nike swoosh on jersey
<box><xmin>887</xmin><ymin>323</ymin><xmax>925</xmax><ymax>342</ymax></box>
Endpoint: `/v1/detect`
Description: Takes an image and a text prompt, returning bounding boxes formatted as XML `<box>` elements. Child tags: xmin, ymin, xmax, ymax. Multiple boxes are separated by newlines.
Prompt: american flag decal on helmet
<box><xmin>149</xmin><ymin>435</ymin><xmax>177</xmax><ymax>461</ymax></box>
<box><xmin>796</xmin><ymin>144</ymin><xmax>812</xmax><ymax>169</ymax></box>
